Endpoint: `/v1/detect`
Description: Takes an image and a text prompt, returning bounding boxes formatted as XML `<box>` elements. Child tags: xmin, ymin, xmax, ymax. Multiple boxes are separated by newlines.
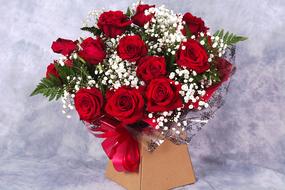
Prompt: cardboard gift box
<box><xmin>106</xmin><ymin>140</ymin><xmax>196</xmax><ymax>190</ymax></box>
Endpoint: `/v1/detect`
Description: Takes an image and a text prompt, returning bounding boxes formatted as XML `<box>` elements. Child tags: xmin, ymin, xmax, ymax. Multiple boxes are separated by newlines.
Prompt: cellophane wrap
<box><xmin>145</xmin><ymin>46</ymin><xmax>236</xmax><ymax>150</ymax></box>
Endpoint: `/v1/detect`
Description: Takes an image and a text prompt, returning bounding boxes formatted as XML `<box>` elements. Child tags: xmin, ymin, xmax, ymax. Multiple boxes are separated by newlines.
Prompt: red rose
<box><xmin>214</xmin><ymin>58</ymin><xmax>234</xmax><ymax>82</ymax></box>
<box><xmin>74</xmin><ymin>88</ymin><xmax>104</xmax><ymax>123</ymax></box>
<box><xmin>105</xmin><ymin>87</ymin><xmax>144</xmax><ymax>124</ymax></box>
<box><xmin>98</xmin><ymin>11</ymin><xmax>132</xmax><ymax>38</ymax></box>
<box><xmin>46</xmin><ymin>63</ymin><xmax>60</xmax><ymax>79</ymax></box>
<box><xmin>132</xmin><ymin>4</ymin><xmax>155</xmax><ymax>27</ymax></box>
<box><xmin>78</xmin><ymin>37</ymin><xmax>106</xmax><ymax>65</ymax></box>
<box><xmin>182</xmin><ymin>12</ymin><xmax>208</xmax><ymax>36</ymax></box>
<box><xmin>146</xmin><ymin>78</ymin><xmax>183</xmax><ymax>112</ymax></box>
<box><xmin>51</xmin><ymin>38</ymin><xmax>77</xmax><ymax>56</ymax></box>
<box><xmin>117</xmin><ymin>35</ymin><xmax>148</xmax><ymax>62</ymax></box>
<box><xmin>176</xmin><ymin>39</ymin><xmax>210</xmax><ymax>73</ymax></box>
<box><xmin>136</xmin><ymin>56</ymin><xmax>167</xmax><ymax>82</ymax></box>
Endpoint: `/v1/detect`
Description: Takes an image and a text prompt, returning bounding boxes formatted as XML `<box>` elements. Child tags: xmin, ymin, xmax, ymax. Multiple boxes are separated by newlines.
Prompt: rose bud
<box><xmin>78</xmin><ymin>37</ymin><xmax>106</xmax><ymax>65</ymax></box>
<box><xmin>51</xmin><ymin>38</ymin><xmax>77</xmax><ymax>56</ymax></box>
<box><xmin>97</xmin><ymin>11</ymin><xmax>132</xmax><ymax>38</ymax></box>
<box><xmin>132</xmin><ymin>4</ymin><xmax>155</xmax><ymax>27</ymax></box>
<box><xmin>46</xmin><ymin>63</ymin><xmax>60</xmax><ymax>79</ymax></box>
<box><xmin>182</xmin><ymin>12</ymin><xmax>209</xmax><ymax>36</ymax></box>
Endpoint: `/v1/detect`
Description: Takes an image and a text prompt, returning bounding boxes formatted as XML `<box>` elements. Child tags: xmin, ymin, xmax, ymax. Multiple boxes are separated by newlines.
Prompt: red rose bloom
<box><xmin>182</xmin><ymin>12</ymin><xmax>209</xmax><ymax>36</ymax></box>
<box><xmin>78</xmin><ymin>37</ymin><xmax>106</xmax><ymax>65</ymax></box>
<box><xmin>51</xmin><ymin>38</ymin><xmax>77</xmax><ymax>56</ymax></box>
<box><xmin>74</xmin><ymin>88</ymin><xmax>104</xmax><ymax>123</ymax></box>
<box><xmin>146</xmin><ymin>78</ymin><xmax>183</xmax><ymax>112</ymax></box>
<box><xmin>98</xmin><ymin>11</ymin><xmax>132</xmax><ymax>38</ymax></box>
<box><xmin>136</xmin><ymin>56</ymin><xmax>167</xmax><ymax>82</ymax></box>
<box><xmin>132</xmin><ymin>4</ymin><xmax>155</xmax><ymax>27</ymax></box>
<box><xmin>176</xmin><ymin>39</ymin><xmax>210</xmax><ymax>73</ymax></box>
<box><xmin>117</xmin><ymin>35</ymin><xmax>148</xmax><ymax>62</ymax></box>
<box><xmin>46</xmin><ymin>63</ymin><xmax>60</xmax><ymax>79</ymax></box>
<box><xmin>214</xmin><ymin>58</ymin><xmax>234</xmax><ymax>82</ymax></box>
<box><xmin>105</xmin><ymin>87</ymin><xmax>144</xmax><ymax>124</ymax></box>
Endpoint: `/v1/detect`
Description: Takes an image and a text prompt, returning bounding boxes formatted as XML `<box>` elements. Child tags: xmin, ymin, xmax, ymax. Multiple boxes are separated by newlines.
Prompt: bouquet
<box><xmin>31</xmin><ymin>1</ymin><xmax>246</xmax><ymax>178</ymax></box>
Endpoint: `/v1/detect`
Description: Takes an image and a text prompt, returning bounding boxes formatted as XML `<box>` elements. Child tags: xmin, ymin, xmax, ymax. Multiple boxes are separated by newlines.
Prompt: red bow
<box><xmin>87</xmin><ymin>116</ymin><xmax>140</xmax><ymax>172</ymax></box>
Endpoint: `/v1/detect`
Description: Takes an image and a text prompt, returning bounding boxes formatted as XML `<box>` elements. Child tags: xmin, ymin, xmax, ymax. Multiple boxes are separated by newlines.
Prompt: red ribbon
<box><xmin>87</xmin><ymin>116</ymin><xmax>140</xmax><ymax>172</ymax></box>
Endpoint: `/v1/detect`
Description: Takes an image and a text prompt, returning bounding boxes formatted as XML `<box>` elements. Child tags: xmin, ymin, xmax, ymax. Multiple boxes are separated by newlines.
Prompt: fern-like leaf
<box><xmin>126</xmin><ymin>7</ymin><xmax>132</xmax><ymax>17</ymax></box>
<box><xmin>30</xmin><ymin>75</ymin><xmax>64</xmax><ymax>101</ymax></box>
<box><xmin>214</xmin><ymin>29</ymin><xmax>247</xmax><ymax>45</ymax></box>
<box><xmin>81</xmin><ymin>26</ymin><xmax>102</xmax><ymax>36</ymax></box>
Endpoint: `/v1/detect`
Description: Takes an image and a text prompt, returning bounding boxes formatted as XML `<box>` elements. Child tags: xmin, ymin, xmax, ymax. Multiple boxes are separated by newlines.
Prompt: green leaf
<box><xmin>184</xmin><ymin>24</ymin><xmax>192</xmax><ymax>39</ymax></box>
<box><xmin>126</xmin><ymin>7</ymin><xmax>132</xmax><ymax>17</ymax></box>
<box><xmin>218</xmin><ymin>29</ymin><xmax>224</xmax><ymax>38</ymax></box>
<box><xmin>213</xmin><ymin>30</ymin><xmax>219</xmax><ymax>36</ymax></box>
<box><xmin>165</xmin><ymin>53</ymin><xmax>176</xmax><ymax>72</ymax></box>
<box><xmin>30</xmin><ymin>76</ymin><xmax>63</xmax><ymax>101</ymax></box>
<box><xmin>223</xmin><ymin>32</ymin><xmax>229</xmax><ymax>41</ymax></box>
<box><xmin>55</xmin><ymin>64</ymin><xmax>74</xmax><ymax>84</ymax></box>
<box><xmin>214</xmin><ymin>29</ymin><xmax>247</xmax><ymax>45</ymax></box>
<box><xmin>81</xmin><ymin>26</ymin><xmax>102</xmax><ymax>36</ymax></box>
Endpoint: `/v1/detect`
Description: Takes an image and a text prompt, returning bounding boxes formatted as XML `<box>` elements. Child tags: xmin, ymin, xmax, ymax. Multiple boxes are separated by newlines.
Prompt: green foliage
<box><xmin>214</xmin><ymin>29</ymin><xmax>247</xmax><ymax>45</ymax></box>
<box><xmin>206</xmin><ymin>64</ymin><xmax>221</xmax><ymax>83</ymax></box>
<box><xmin>184</xmin><ymin>24</ymin><xmax>192</xmax><ymax>39</ymax></box>
<box><xmin>165</xmin><ymin>53</ymin><xmax>176</xmax><ymax>72</ymax></box>
<box><xmin>57</xmin><ymin>58</ymin><xmax>89</xmax><ymax>81</ymax></box>
<box><xmin>31</xmin><ymin>57</ymin><xmax>92</xmax><ymax>101</ymax></box>
<box><xmin>192</xmin><ymin>65</ymin><xmax>221</xmax><ymax>84</ymax></box>
<box><xmin>81</xmin><ymin>26</ymin><xmax>102</xmax><ymax>36</ymax></box>
<box><xmin>30</xmin><ymin>75</ymin><xmax>64</xmax><ymax>101</ymax></box>
<box><xmin>126</xmin><ymin>7</ymin><xmax>132</xmax><ymax>17</ymax></box>
<box><xmin>55</xmin><ymin>64</ymin><xmax>75</xmax><ymax>84</ymax></box>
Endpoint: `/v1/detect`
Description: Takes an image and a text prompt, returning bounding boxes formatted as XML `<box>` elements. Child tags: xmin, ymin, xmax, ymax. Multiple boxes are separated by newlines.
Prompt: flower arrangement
<box><xmin>31</xmin><ymin>2</ymin><xmax>246</xmax><ymax>173</ymax></box>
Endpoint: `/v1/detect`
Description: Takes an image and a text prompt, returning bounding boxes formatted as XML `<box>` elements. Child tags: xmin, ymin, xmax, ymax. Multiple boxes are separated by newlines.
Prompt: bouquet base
<box><xmin>105</xmin><ymin>140</ymin><xmax>196</xmax><ymax>190</ymax></box>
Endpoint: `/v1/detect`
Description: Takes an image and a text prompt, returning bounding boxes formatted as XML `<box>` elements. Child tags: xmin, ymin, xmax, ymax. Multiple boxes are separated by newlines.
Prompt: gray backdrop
<box><xmin>0</xmin><ymin>0</ymin><xmax>285</xmax><ymax>189</ymax></box>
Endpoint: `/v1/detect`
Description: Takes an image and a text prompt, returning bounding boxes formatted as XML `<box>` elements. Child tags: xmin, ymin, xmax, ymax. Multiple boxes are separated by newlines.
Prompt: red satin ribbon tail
<box><xmin>88</xmin><ymin>116</ymin><xmax>140</xmax><ymax>172</ymax></box>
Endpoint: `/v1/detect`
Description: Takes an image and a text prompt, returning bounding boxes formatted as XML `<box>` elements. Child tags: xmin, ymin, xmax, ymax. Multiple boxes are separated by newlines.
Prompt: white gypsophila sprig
<box><xmin>94</xmin><ymin>53</ymin><xmax>142</xmax><ymax>90</ymax></box>
<box><xmin>61</xmin><ymin>90</ymin><xmax>74</xmax><ymax>119</ymax></box>
<box><xmin>143</xmin><ymin>5</ymin><xmax>186</xmax><ymax>55</ymax></box>
<box><xmin>82</xmin><ymin>9</ymin><xmax>104</xmax><ymax>28</ymax></box>
<box><xmin>148</xmin><ymin>108</ymin><xmax>189</xmax><ymax>136</ymax></box>
<box><xmin>210</xmin><ymin>33</ymin><xmax>228</xmax><ymax>57</ymax></box>
<box><xmin>170</xmin><ymin>68</ymin><xmax>209</xmax><ymax>110</ymax></box>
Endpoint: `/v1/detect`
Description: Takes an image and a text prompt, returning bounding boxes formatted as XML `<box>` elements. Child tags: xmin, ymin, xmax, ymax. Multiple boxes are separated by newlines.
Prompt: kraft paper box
<box><xmin>105</xmin><ymin>140</ymin><xmax>196</xmax><ymax>190</ymax></box>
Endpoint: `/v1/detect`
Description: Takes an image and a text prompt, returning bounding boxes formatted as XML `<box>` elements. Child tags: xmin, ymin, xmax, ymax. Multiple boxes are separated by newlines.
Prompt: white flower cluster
<box><xmin>61</xmin><ymin>90</ymin><xmax>74</xmax><ymax>119</ymax></box>
<box><xmin>82</xmin><ymin>9</ymin><xmax>104</xmax><ymax>28</ymax></box>
<box><xmin>211</xmin><ymin>35</ymin><xmax>228</xmax><ymax>57</ymax></box>
<box><xmin>148</xmin><ymin>108</ymin><xmax>188</xmax><ymax>136</ymax></box>
<box><xmin>170</xmin><ymin>68</ymin><xmax>209</xmax><ymax>110</ymax></box>
<box><xmin>96</xmin><ymin>53</ymin><xmax>142</xmax><ymax>90</ymax></box>
<box><xmin>144</xmin><ymin>5</ymin><xmax>186</xmax><ymax>55</ymax></box>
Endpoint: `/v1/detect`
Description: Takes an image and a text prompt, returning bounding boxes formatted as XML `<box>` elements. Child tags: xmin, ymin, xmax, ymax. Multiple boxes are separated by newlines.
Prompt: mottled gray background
<box><xmin>0</xmin><ymin>0</ymin><xmax>285</xmax><ymax>190</ymax></box>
